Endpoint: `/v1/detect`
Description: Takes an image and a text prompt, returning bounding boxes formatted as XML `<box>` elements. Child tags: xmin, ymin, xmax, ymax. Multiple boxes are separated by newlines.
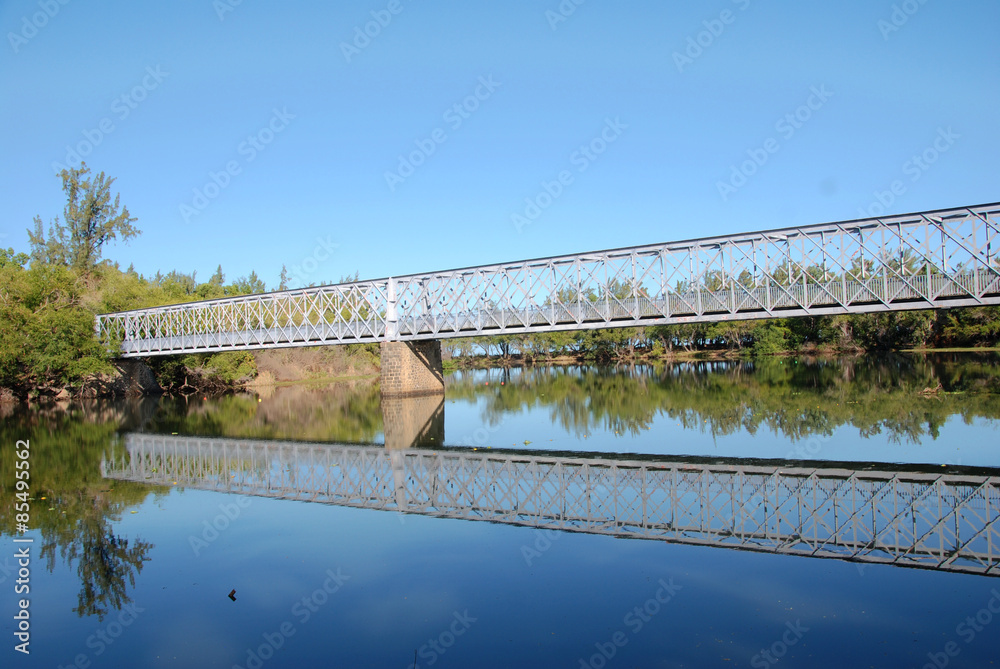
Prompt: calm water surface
<box><xmin>2</xmin><ymin>354</ymin><xmax>1000</xmax><ymax>668</ymax></box>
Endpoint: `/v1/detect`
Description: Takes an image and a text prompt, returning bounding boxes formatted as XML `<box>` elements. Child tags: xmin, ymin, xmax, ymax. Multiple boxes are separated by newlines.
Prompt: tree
<box><xmin>278</xmin><ymin>265</ymin><xmax>289</xmax><ymax>290</ymax></box>
<box><xmin>879</xmin><ymin>248</ymin><xmax>921</xmax><ymax>277</ymax></box>
<box><xmin>61</xmin><ymin>515</ymin><xmax>153</xmax><ymax>619</ymax></box>
<box><xmin>0</xmin><ymin>247</ymin><xmax>29</xmax><ymax>270</ymax></box>
<box><xmin>209</xmin><ymin>264</ymin><xmax>225</xmax><ymax>286</ymax></box>
<box><xmin>937</xmin><ymin>307</ymin><xmax>1000</xmax><ymax>347</ymax></box>
<box><xmin>600</xmin><ymin>278</ymin><xmax>636</xmax><ymax>301</ymax></box>
<box><xmin>160</xmin><ymin>270</ymin><xmax>197</xmax><ymax>297</ymax></box>
<box><xmin>702</xmin><ymin>270</ymin><xmax>726</xmax><ymax>291</ymax></box>
<box><xmin>852</xmin><ymin>310</ymin><xmax>935</xmax><ymax>350</ymax></box>
<box><xmin>227</xmin><ymin>270</ymin><xmax>266</xmax><ymax>296</ymax></box>
<box><xmin>27</xmin><ymin>163</ymin><xmax>139</xmax><ymax>272</ymax></box>
<box><xmin>0</xmin><ymin>260</ymin><xmax>109</xmax><ymax>389</ymax></box>
<box><xmin>707</xmin><ymin>319</ymin><xmax>755</xmax><ymax>350</ymax></box>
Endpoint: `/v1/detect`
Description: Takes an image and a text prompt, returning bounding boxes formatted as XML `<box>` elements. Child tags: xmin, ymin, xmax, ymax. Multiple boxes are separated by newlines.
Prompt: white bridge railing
<box><xmin>96</xmin><ymin>203</ymin><xmax>1000</xmax><ymax>356</ymax></box>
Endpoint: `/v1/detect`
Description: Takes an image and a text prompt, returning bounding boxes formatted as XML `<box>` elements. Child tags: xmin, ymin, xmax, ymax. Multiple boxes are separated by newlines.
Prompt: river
<box><xmin>2</xmin><ymin>354</ymin><xmax>999</xmax><ymax>668</ymax></box>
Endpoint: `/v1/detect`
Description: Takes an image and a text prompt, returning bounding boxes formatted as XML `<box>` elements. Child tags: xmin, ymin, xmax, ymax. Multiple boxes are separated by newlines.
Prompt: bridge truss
<box><xmin>96</xmin><ymin>203</ymin><xmax>1000</xmax><ymax>356</ymax></box>
<box><xmin>104</xmin><ymin>435</ymin><xmax>1000</xmax><ymax>576</ymax></box>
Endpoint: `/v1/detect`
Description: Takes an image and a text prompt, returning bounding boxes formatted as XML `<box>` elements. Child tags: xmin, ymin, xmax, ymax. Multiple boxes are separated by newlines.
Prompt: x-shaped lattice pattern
<box><xmin>104</xmin><ymin>435</ymin><xmax>1000</xmax><ymax>576</ymax></box>
<box><xmin>96</xmin><ymin>204</ymin><xmax>1000</xmax><ymax>356</ymax></box>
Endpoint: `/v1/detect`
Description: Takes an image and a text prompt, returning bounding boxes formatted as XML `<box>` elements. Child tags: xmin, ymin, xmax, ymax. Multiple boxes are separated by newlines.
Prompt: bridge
<box><xmin>96</xmin><ymin>203</ymin><xmax>1000</xmax><ymax>394</ymax></box>
<box><xmin>103</xmin><ymin>433</ymin><xmax>1000</xmax><ymax>577</ymax></box>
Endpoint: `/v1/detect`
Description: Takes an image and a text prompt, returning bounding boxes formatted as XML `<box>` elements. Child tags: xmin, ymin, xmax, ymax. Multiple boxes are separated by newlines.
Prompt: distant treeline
<box><xmin>446</xmin><ymin>308</ymin><xmax>1000</xmax><ymax>363</ymax></box>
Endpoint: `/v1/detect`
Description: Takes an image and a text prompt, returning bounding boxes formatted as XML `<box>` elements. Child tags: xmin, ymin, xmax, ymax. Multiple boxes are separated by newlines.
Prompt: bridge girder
<box><xmin>96</xmin><ymin>203</ymin><xmax>1000</xmax><ymax>356</ymax></box>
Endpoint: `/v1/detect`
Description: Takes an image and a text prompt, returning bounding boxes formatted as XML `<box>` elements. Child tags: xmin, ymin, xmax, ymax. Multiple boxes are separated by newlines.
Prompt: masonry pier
<box><xmin>379</xmin><ymin>340</ymin><xmax>444</xmax><ymax>397</ymax></box>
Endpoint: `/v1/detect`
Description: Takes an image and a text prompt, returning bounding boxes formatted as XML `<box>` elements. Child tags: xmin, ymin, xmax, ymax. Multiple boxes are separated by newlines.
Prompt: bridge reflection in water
<box><xmin>102</xmin><ymin>431</ymin><xmax>1000</xmax><ymax>577</ymax></box>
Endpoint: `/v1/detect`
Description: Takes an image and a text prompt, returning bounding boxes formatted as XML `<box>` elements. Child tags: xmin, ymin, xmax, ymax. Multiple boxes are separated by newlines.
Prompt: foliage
<box><xmin>0</xmin><ymin>250</ymin><xmax>292</xmax><ymax>394</ymax></box>
<box><xmin>937</xmin><ymin>307</ymin><xmax>1000</xmax><ymax>347</ymax></box>
<box><xmin>459</xmin><ymin>307</ymin><xmax>996</xmax><ymax>362</ymax></box>
<box><xmin>226</xmin><ymin>270</ymin><xmax>266</xmax><ymax>296</ymax></box>
<box><xmin>0</xmin><ymin>257</ymin><xmax>111</xmax><ymax>389</ymax></box>
<box><xmin>851</xmin><ymin>311</ymin><xmax>935</xmax><ymax>351</ymax></box>
<box><xmin>204</xmin><ymin>351</ymin><xmax>258</xmax><ymax>383</ymax></box>
<box><xmin>27</xmin><ymin>163</ymin><xmax>139</xmax><ymax>273</ymax></box>
<box><xmin>209</xmin><ymin>264</ymin><xmax>225</xmax><ymax>286</ymax></box>
<box><xmin>145</xmin><ymin>351</ymin><xmax>258</xmax><ymax>390</ymax></box>
<box><xmin>749</xmin><ymin>322</ymin><xmax>791</xmax><ymax>357</ymax></box>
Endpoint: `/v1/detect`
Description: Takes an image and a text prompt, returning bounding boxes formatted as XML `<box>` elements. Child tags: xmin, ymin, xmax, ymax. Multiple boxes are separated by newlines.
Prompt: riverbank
<box><xmin>6</xmin><ymin>342</ymin><xmax>1000</xmax><ymax>405</ymax></box>
<box><xmin>0</xmin><ymin>345</ymin><xmax>382</xmax><ymax>404</ymax></box>
<box><xmin>449</xmin><ymin>345</ymin><xmax>850</xmax><ymax>368</ymax></box>
<box><xmin>450</xmin><ymin>350</ymin><xmax>745</xmax><ymax>369</ymax></box>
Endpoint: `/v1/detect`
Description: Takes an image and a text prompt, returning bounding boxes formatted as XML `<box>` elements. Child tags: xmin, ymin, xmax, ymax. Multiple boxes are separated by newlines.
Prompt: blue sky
<box><xmin>1</xmin><ymin>0</ymin><xmax>997</xmax><ymax>289</ymax></box>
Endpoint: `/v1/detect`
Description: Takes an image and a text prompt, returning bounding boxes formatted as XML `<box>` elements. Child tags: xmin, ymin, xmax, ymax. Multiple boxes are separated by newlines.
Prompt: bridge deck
<box><xmin>96</xmin><ymin>203</ymin><xmax>1000</xmax><ymax>356</ymax></box>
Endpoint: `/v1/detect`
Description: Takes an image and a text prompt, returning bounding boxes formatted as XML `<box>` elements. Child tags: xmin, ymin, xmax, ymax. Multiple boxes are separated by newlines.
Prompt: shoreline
<box><xmin>6</xmin><ymin>346</ymin><xmax>998</xmax><ymax>405</ymax></box>
<box><xmin>447</xmin><ymin>345</ymin><xmax>1000</xmax><ymax>370</ymax></box>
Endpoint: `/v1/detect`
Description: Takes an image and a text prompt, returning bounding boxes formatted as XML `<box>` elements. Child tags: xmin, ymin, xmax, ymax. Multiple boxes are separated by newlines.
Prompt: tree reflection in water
<box><xmin>40</xmin><ymin>494</ymin><xmax>153</xmax><ymax>619</ymax></box>
<box><xmin>447</xmin><ymin>353</ymin><xmax>1000</xmax><ymax>444</ymax></box>
<box><xmin>1</xmin><ymin>403</ymin><xmax>158</xmax><ymax>620</ymax></box>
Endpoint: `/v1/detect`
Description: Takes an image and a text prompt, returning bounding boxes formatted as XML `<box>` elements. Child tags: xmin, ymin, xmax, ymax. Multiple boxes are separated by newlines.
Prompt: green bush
<box><xmin>204</xmin><ymin>351</ymin><xmax>258</xmax><ymax>383</ymax></box>
<box><xmin>0</xmin><ymin>253</ymin><xmax>111</xmax><ymax>389</ymax></box>
<box><xmin>750</xmin><ymin>323</ymin><xmax>791</xmax><ymax>357</ymax></box>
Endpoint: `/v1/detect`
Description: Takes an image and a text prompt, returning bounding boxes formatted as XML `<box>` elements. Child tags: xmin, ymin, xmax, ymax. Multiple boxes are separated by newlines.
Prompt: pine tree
<box><xmin>27</xmin><ymin>163</ymin><xmax>139</xmax><ymax>272</ymax></box>
<box><xmin>209</xmin><ymin>264</ymin><xmax>225</xmax><ymax>286</ymax></box>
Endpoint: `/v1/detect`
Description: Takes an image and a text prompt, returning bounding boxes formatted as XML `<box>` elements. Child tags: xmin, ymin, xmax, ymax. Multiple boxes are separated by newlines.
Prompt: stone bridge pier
<box><xmin>379</xmin><ymin>340</ymin><xmax>444</xmax><ymax>397</ymax></box>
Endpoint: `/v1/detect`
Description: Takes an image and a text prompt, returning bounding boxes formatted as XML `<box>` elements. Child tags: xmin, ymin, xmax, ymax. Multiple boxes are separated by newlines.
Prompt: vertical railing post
<box><xmin>883</xmin><ymin>258</ymin><xmax>889</xmax><ymax>303</ymax></box>
<box><xmin>842</xmin><ymin>260</ymin><xmax>848</xmax><ymax>305</ymax></box>
<box><xmin>385</xmin><ymin>277</ymin><xmax>397</xmax><ymax>341</ymax></box>
<box><xmin>551</xmin><ymin>266</ymin><xmax>557</xmax><ymax>324</ymax></box>
<box><xmin>476</xmin><ymin>270</ymin><xmax>484</xmax><ymax>332</ymax></box>
<box><xmin>764</xmin><ymin>239</ymin><xmax>772</xmax><ymax>312</ymax></box>
<box><xmin>631</xmin><ymin>252</ymin><xmax>637</xmax><ymax>317</ymax></box>
<box><xmin>502</xmin><ymin>271</ymin><xmax>510</xmax><ymax>329</ymax></box>
<box><xmin>802</xmin><ymin>260</ymin><xmax>808</xmax><ymax>307</ymax></box>
<box><xmin>659</xmin><ymin>250</ymin><xmax>668</xmax><ymax>317</ymax></box>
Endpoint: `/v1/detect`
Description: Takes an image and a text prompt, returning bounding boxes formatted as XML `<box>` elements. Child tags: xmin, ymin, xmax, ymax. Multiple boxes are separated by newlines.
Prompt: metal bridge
<box><xmin>96</xmin><ymin>203</ymin><xmax>1000</xmax><ymax>357</ymax></box>
<box><xmin>104</xmin><ymin>434</ymin><xmax>1000</xmax><ymax>576</ymax></box>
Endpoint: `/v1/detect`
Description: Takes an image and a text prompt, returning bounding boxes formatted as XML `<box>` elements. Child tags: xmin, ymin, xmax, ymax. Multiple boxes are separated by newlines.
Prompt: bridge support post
<box><xmin>379</xmin><ymin>340</ymin><xmax>444</xmax><ymax>397</ymax></box>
